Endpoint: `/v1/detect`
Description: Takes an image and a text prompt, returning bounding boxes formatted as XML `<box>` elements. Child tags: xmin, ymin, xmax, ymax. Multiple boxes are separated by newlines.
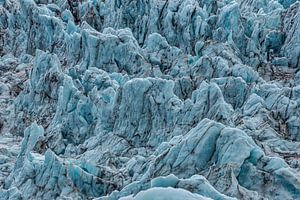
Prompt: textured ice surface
<box><xmin>1</xmin><ymin>0</ymin><xmax>300</xmax><ymax>199</ymax></box>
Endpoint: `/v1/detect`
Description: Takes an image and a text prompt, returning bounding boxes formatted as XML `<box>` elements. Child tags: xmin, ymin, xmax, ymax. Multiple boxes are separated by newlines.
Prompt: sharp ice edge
<box><xmin>0</xmin><ymin>0</ymin><xmax>300</xmax><ymax>199</ymax></box>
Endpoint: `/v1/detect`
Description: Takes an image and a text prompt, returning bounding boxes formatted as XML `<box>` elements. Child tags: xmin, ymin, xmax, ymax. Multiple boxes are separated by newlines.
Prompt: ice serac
<box><xmin>1</xmin><ymin>0</ymin><xmax>300</xmax><ymax>200</ymax></box>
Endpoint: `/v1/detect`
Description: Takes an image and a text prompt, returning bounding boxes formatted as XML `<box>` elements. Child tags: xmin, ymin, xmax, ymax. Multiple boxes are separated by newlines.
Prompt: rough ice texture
<box><xmin>0</xmin><ymin>0</ymin><xmax>300</xmax><ymax>199</ymax></box>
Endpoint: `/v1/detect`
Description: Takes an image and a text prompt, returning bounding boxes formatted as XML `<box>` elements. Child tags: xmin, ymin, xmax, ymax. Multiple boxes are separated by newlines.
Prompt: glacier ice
<box><xmin>1</xmin><ymin>0</ymin><xmax>300</xmax><ymax>199</ymax></box>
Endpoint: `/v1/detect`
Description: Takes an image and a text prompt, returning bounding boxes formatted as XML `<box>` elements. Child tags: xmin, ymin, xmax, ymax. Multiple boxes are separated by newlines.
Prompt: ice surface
<box><xmin>119</xmin><ymin>187</ymin><xmax>213</xmax><ymax>200</ymax></box>
<box><xmin>0</xmin><ymin>0</ymin><xmax>300</xmax><ymax>199</ymax></box>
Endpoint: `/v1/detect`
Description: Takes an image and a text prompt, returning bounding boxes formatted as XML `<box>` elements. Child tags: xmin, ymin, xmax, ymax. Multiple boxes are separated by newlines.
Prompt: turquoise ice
<box><xmin>0</xmin><ymin>0</ymin><xmax>300</xmax><ymax>199</ymax></box>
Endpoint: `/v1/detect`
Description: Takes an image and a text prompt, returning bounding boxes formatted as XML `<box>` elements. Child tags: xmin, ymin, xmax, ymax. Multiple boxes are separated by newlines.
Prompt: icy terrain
<box><xmin>0</xmin><ymin>0</ymin><xmax>300</xmax><ymax>199</ymax></box>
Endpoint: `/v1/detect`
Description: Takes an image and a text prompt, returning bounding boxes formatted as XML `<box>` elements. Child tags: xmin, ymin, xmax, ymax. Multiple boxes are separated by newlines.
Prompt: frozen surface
<box><xmin>119</xmin><ymin>187</ymin><xmax>213</xmax><ymax>200</ymax></box>
<box><xmin>0</xmin><ymin>0</ymin><xmax>300</xmax><ymax>199</ymax></box>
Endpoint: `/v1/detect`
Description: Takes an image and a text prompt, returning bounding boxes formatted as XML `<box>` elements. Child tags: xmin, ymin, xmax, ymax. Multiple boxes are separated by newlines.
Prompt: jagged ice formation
<box><xmin>0</xmin><ymin>0</ymin><xmax>300</xmax><ymax>199</ymax></box>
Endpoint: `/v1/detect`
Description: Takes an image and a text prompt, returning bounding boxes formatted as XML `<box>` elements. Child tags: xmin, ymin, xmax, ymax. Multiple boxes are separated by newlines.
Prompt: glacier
<box><xmin>0</xmin><ymin>0</ymin><xmax>300</xmax><ymax>199</ymax></box>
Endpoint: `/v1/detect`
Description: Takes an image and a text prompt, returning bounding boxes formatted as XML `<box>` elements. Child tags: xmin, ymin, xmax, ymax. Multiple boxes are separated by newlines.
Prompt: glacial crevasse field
<box><xmin>0</xmin><ymin>0</ymin><xmax>300</xmax><ymax>199</ymax></box>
